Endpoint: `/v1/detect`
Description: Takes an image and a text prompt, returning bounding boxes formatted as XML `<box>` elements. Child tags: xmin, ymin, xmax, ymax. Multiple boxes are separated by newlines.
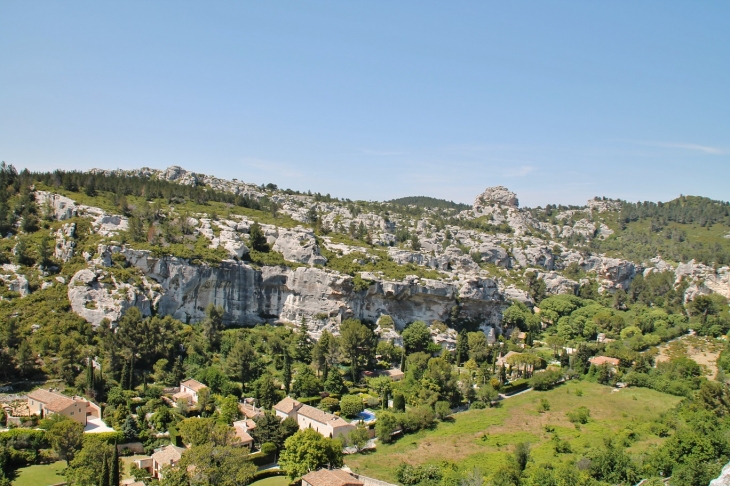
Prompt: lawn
<box><xmin>250</xmin><ymin>475</ymin><xmax>291</xmax><ymax>486</ymax></box>
<box><xmin>12</xmin><ymin>461</ymin><xmax>66</xmax><ymax>486</ymax></box>
<box><xmin>344</xmin><ymin>381</ymin><xmax>683</xmax><ymax>483</ymax></box>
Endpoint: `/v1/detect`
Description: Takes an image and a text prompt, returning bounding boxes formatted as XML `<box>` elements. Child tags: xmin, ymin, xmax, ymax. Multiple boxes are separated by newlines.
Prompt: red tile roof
<box><xmin>589</xmin><ymin>356</ymin><xmax>620</xmax><ymax>367</ymax></box>
<box><xmin>28</xmin><ymin>389</ymin><xmax>76</xmax><ymax>412</ymax></box>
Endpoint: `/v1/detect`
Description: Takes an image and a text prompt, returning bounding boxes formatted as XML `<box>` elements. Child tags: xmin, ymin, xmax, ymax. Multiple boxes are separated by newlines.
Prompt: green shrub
<box><xmin>566</xmin><ymin>406</ymin><xmax>591</xmax><ymax>424</ymax></box>
<box><xmin>340</xmin><ymin>395</ymin><xmax>364</xmax><ymax>418</ymax></box>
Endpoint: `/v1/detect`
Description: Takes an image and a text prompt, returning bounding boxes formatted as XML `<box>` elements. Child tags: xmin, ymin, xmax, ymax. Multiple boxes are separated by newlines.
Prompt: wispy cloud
<box><xmin>359</xmin><ymin>148</ymin><xmax>404</xmax><ymax>156</ymax></box>
<box><xmin>633</xmin><ymin>141</ymin><xmax>726</xmax><ymax>155</ymax></box>
<box><xmin>503</xmin><ymin>165</ymin><xmax>536</xmax><ymax>177</ymax></box>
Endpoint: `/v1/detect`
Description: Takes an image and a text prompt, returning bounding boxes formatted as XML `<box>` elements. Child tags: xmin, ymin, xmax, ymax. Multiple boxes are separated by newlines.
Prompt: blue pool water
<box><xmin>356</xmin><ymin>409</ymin><xmax>376</xmax><ymax>423</ymax></box>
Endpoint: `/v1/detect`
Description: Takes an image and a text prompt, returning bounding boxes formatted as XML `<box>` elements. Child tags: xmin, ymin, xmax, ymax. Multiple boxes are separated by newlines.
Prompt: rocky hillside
<box><xmin>3</xmin><ymin>165</ymin><xmax>722</xmax><ymax>341</ymax></box>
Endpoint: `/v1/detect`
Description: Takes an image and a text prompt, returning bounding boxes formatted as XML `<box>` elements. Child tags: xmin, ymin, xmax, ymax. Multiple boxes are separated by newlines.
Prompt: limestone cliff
<box><xmin>69</xmin><ymin>248</ymin><xmax>508</xmax><ymax>332</ymax></box>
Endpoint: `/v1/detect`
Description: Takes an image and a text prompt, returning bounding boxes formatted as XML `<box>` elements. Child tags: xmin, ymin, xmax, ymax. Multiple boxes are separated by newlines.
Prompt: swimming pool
<box><xmin>355</xmin><ymin>409</ymin><xmax>377</xmax><ymax>423</ymax></box>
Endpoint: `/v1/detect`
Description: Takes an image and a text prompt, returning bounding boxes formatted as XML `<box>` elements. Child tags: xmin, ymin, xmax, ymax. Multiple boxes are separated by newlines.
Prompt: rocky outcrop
<box><xmin>676</xmin><ymin>260</ymin><xmax>730</xmax><ymax>301</ymax></box>
<box><xmin>473</xmin><ymin>186</ymin><xmax>519</xmax><ymax>210</ymax></box>
<box><xmin>512</xmin><ymin>246</ymin><xmax>555</xmax><ymax>270</ymax></box>
<box><xmin>586</xmin><ymin>197</ymin><xmax>622</xmax><ymax>213</ymax></box>
<box><xmin>65</xmin><ymin>248</ymin><xmax>509</xmax><ymax>330</ymax></box>
<box><xmin>68</xmin><ymin>268</ymin><xmax>152</xmax><ymax>326</ymax></box>
<box><xmin>0</xmin><ymin>264</ymin><xmax>29</xmax><ymax>297</ymax></box>
<box><xmin>538</xmin><ymin>271</ymin><xmax>579</xmax><ymax>295</ymax></box>
<box><xmin>54</xmin><ymin>223</ymin><xmax>76</xmax><ymax>262</ymax></box>
<box><xmin>35</xmin><ymin>192</ymin><xmax>78</xmax><ymax>220</ymax></box>
<box><xmin>272</xmin><ymin>228</ymin><xmax>326</xmax><ymax>265</ymax></box>
<box><xmin>473</xmin><ymin>244</ymin><xmax>510</xmax><ymax>267</ymax></box>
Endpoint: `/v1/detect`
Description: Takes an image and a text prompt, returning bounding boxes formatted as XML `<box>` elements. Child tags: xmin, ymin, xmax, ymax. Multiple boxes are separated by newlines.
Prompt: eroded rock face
<box><xmin>473</xmin><ymin>186</ymin><xmax>519</xmax><ymax>210</ymax></box>
<box><xmin>539</xmin><ymin>271</ymin><xmax>579</xmax><ymax>295</ymax></box>
<box><xmin>67</xmin><ymin>248</ymin><xmax>508</xmax><ymax>329</ymax></box>
<box><xmin>0</xmin><ymin>264</ymin><xmax>29</xmax><ymax>297</ymax></box>
<box><xmin>272</xmin><ymin>228</ymin><xmax>326</xmax><ymax>265</ymax></box>
<box><xmin>676</xmin><ymin>260</ymin><xmax>730</xmax><ymax>301</ymax></box>
<box><xmin>35</xmin><ymin>192</ymin><xmax>78</xmax><ymax>220</ymax></box>
<box><xmin>68</xmin><ymin>268</ymin><xmax>152</xmax><ymax>327</ymax></box>
<box><xmin>54</xmin><ymin>223</ymin><xmax>76</xmax><ymax>262</ymax></box>
<box><xmin>512</xmin><ymin>246</ymin><xmax>555</xmax><ymax>270</ymax></box>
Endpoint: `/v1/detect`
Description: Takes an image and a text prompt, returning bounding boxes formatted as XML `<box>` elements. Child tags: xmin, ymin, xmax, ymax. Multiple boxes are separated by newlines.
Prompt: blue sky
<box><xmin>1</xmin><ymin>1</ymin><xmax>728</xmax><ymax>207</ymax></box>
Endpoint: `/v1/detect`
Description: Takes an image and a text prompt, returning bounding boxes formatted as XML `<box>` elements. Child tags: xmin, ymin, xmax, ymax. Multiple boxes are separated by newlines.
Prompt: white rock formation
<box><xmin>272</xmin><ymin>228</ymin><xmax>326</xmax><ymax>265</ymax></box>
<box><xmin>66</xmin><ymin>248</ymin><xmax>508</xmax><ymax>330</ymax></box>
<box><xmin>538</xmin><ymin>271</ymin><xmax>579</xmax><ymax>295</ymax></box>
<box><xmin>35</xmin><ymin>191</ymin><xmax>78</xmax><ymax>220</ymax></box>
<box><xmin>67</xmin><ymin>268</ymin><xmax>152</xmax><ymax>327</ymax></box>
<box><xmin>711</xmin><ymin>460</ymin><xmax>730</xmax><ymax>486</ymax></box>
<box><xmin>54</xmin><ymin>223</ymin><xmax>76</xmax><ymax>262</ymax></box>
<box><xmin>473</xmin><ymin>186</ymin><xmax>519</xmax><ymax>210</ymax></box>
<box><xmin>0</xmin><ymin>264</ymin><xmax>29</xmax><ymax>297</ymax></box>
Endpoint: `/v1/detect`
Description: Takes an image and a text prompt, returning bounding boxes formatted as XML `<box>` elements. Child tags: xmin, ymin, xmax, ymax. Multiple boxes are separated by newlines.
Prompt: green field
<box><xmin>12</xmin><ymin>461</ymin><xmax>65</xmax><ymax>486</ymax></box>
<box><xmin>345</xmin><ymin>381</ymin><xmax>682</xmax><ymax>483</ymax></box>
<box><xmin>250</xmin><ymin>475</ymin><xmax>291</xmax><ymax>486</ymax></box>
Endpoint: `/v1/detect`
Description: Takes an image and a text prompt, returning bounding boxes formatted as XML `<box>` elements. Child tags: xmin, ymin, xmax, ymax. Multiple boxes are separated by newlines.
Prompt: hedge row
<box><xmin>502</xmin><ymin>379</ymin><xmax>530</xmax><ymax>395</ymax></box>
<box><xmin>296</xmin><ymin>396</ymin><xmax>321</xmax><ymax>406</ymax></box>
<box><xmin>252</xmin><ymin>469</ymin><xmax>288</xmax><ymax>482</ymax></box>
<box><xmin>249</xmin><ymin>451</ymin><xmax>276</xmax><ymax>467</ymax></box>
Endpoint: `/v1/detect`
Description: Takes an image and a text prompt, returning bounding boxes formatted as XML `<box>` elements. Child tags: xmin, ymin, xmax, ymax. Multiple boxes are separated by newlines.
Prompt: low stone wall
<box><xmin>118</xmin><ymin>441</ymin><xmax>145</xmax><ymax>454</ymax></box>
<box><xmin>349</xmin><ymin>472</ymin><xmax>398</xmax><ymax>486</ymax></box>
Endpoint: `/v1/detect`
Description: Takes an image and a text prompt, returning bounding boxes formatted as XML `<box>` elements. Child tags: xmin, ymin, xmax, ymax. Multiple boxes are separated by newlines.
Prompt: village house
<box><xmin>238</xmin><ymin>397</ymin><xmax>264</xmax><ymax>419</ymax></box>
<box><xmin>302</xmin><ymin>469</ymin><xmax>364</xmax><ymax>486</ymax></box>
<box><xmin>232</xmin><ymin>419</ymin><xmax>255</xmax><ymax>449</ymax></box>
<box><xmin>27</xmin><ymin>389</ymin><xmax>101</xmax><ymax>426</ymax></box>
<box><xmin>134</xmin><ymin>444</ymin><xmax>185</xmax><ymax>480</ymax></box>
<box><xmin>173</xmin><ymin>379</ymin><xmax>207</xmax><ymax>406</ymax></box>
<box><xmin>274</xmin><ymin>397</ymin><xmax>356</xmax><ymax>439</ymax></box>
<box><xmin>589</xmin><ymin>356</ymin><xmax>621</xmax><ymax>368</ymax></box>
<box><xmin>495</xmin><ymin>351</ymin><xmax>519</xmax><ymax>369</ymax></box>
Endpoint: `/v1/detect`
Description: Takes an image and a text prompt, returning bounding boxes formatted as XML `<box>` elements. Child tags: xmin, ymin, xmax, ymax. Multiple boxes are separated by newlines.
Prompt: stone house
<box><xmin>173</xmin><ymin>379</ymin><xmax>207</xmax><ymax>405</ymax></box>
<box><xmin>27</xmin><ymin>389</ymin><xmax>100</xmax><ymax>426</ymax></box>
<box><xmin>589</xmin><ymin>356</ymin><xmax>620</xmax><ymax>368</ymax></box>
<box><xmin>232</xmin><ymin>419</ymin><xmax>255</xmax><ymax>449</ymax></box>
<box><xmin>274</xmin><ymin>397</ymin><xmax>355</xmax><ymax>439</ymax></box>
<box><xmin>134</xmin><ymin>444</ymin><xmax>185</xmax><ymax>479</ymax></box>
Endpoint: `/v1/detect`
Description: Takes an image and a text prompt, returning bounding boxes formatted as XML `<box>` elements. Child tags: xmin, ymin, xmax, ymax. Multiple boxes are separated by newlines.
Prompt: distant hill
<box><xmin>387</xmin><ymin>196</ymin><xmax>471</xmax><ymax>211</ymax></box>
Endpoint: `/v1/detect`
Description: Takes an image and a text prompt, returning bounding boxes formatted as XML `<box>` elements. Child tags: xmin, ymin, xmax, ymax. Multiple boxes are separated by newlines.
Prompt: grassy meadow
<box><xmin>345</xmin><ymin>381</ymin><xmax>682</xmax><ymax>483</ymax></box>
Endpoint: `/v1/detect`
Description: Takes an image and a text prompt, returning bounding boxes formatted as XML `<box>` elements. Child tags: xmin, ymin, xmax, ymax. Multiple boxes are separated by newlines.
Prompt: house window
<box><xmin>70</xmin><ymin>412</ymin><xmax>74</xmax><ymax>416</ymax></box>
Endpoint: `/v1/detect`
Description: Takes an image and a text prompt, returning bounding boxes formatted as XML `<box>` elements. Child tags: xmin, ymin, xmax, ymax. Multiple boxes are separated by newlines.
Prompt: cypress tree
<box><xmin>99</xmin><ymin>452</ymin><xmax>110</xmax><ymax>486</ymax></box>
<box><xmin>110</xmin><ymin>443</ymin><xmax>120</xmax><ymax>486</ymax></box>
<box><xmin>120</xmin><ymin>362</ymin><xmax>130</xmax><ymax>391</ymax></box>
<box><xmin>283</xmin><ymin>352</ymin><xmax>291</xmax><ymax>394</ymax></box>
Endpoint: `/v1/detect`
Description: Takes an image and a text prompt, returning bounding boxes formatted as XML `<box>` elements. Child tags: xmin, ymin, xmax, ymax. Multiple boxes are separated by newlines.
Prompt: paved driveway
<box><xmin>84</xmin><ymin>416</ymin><xmax>115</xmax><ymax>433</ymax></box>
